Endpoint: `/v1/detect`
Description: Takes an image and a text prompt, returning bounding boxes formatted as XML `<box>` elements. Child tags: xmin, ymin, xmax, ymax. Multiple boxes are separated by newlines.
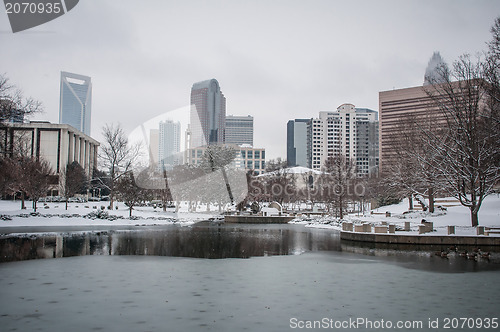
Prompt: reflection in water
<box><xmin>0</xmin><ymin>224</ymin><xmax>340</xmax><ymax>262</ymax></box>
<box><xmin>1</xmin><ymin>224</ymin><xmax>499</xmax><ymax>273</ymax></box>
<box><xmin>341</xmin><ymin>242</ymin><xmax>500</xmax><ymax>273</ymax></box>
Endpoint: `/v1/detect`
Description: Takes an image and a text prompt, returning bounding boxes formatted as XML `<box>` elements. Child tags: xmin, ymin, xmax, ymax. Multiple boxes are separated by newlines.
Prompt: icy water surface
<box><xmin>1</xmin><ymin>224</ymin><xmax>500</xmax><ymax>331</ymax></box>
<box><xmin>1</xmin><ymin>253</ymin><xmax>500</xmax><ymax>332</ymax></box>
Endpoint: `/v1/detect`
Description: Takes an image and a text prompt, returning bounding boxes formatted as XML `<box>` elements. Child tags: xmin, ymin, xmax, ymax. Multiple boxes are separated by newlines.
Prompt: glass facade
<box><xmin>158</xmin><ymin>120</ymin><xmax>181</xmax><ymax>170</ymax></box>
<box><xmin>59</xmin><ymin>72</ymin><xmax>92</xmax><ymax>136</ymax></box>
<box><xmin>190</xmin><ymin>79</ymin><xmax>226</xmax><ymax>148</ymax></box>
<box><xmin>224</xmin><ymin>115</ymin><xmax>254</xmax><ymax>145</ymax></box>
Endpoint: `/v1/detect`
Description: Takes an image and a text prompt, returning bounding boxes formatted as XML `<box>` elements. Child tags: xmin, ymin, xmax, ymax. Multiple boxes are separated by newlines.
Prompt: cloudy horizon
<box><xmin>1</xmin><ymin>0</ymin><xmax>499</xmax><ymax>160</ymax></box>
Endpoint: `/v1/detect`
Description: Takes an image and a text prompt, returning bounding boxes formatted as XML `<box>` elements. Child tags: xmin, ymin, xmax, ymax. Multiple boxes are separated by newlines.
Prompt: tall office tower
<box><xmin>149</xmin><ymin>129</ymin><xmax>159</xmax><ymax>166</ymax></box>
<box><xmin>225</xmin><ymin>115</ymin><xmax>254</xmax><ymax>146</ymax></box>
<box><xmin>59</xmin><ymin>71</ymin><xmax>92</xmax><ymax>136</ymax></box>
<box><xmin>424</xmin><ymin>52</ymin><xmax>446</xmax><ymax>86</ymax></box>
<box><xmin>355</xmin><ymin>110</ymin><xmax>379</xmax><ymax>177</ymax></box>
<box><xmin>190</xmin><ymin>79</ymin><xmax>226</xmax><ymax>148</ymax></box>
<box><xmin>310</xmin><ymin>104</ymin><xmax>378</xmax><ymax>176</ymax></box>
<box><xmin>287</xmin><ymin>119</ymin><xmax>311</xmax><ymax>168</ymax></box>
<box><xmin>158</xmin><ymin>120</ymin><xmax>181</xmax><ymax>170</ymax></box>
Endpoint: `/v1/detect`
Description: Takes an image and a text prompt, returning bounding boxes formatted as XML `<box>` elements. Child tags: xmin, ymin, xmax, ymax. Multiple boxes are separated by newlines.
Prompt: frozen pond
<box><xmin>1</xmin><ymin>224</ymin><xmax>500</xmax><ymax>331</ymax></box>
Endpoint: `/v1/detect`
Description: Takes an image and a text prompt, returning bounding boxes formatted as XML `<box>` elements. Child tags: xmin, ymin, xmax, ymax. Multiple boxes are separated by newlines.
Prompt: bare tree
<box><xmin>0</xmin><ymin>73</ymin><xmax>43</xmax><ymax>122</ymax></box>
<box><xmin>0</xmin><ymin>157</ymin><xmax>17</xmax><ymax>198</ymax></box>
<box><xmin>200</xmin><ymin>145</ymin><xmax>237</xmax><ymax>207</ymax></box>
<box><xmin>265</xmin><ymin>167</ymin><xmax>296</xmax><ymax>206</ymax></box>
<box><xmin>422</xmin><ymin>52</ymin><xmax>500</xmax><ymax>226</ymax></box>
<box><xmin>384</xmin><ymin>114</ymin><xmax>447</xmax><ymax>212</ymax></box>
<box><xmin>322</xmin><ymin>155</ymin><xmax>356</xmax><ymax>219</ymax></box>
<box><xmin>61</xmin><ymin>161</ymin><xmax>88</xmax><ymax>210</ymax></box>
<box><xmin>11</xmin><ymin>156</ymin><xmax>54</xmax><ymax>211</ymax></box>
<box><xmin>115</xmin><ymin>172</ymin><xmax>144</xmax><ymax>217</ymax></box>
<box><xmin>265</xmin><ymin>158</ymin><xmax>287</xmax><ymax>172</ymax></box>
<box><xmin>99</xmin><ymin>123</ymin><xmax>141</xmax><ymax>209</ymax></box>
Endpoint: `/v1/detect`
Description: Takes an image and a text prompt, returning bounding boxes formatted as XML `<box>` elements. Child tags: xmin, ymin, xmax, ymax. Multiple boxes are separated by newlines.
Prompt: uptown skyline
<box><xmin>2</xmin><ymin>1</ymin><xmax>499</xmax><ymax>160</ymax></box>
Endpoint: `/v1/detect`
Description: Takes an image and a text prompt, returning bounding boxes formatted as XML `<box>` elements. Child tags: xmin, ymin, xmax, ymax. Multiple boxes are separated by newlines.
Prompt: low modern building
<box><xmin>0</xmin><ymin>121</ymin><xmax>99</xmax><ymax>195</ymax></box>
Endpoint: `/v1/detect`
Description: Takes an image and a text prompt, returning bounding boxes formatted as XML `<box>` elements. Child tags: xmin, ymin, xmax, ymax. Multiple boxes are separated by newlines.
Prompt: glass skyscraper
<box><xmin>190</xmin><ymin>79</ymin><xmax>226</xmax><ymax>148</ymax></box>
<box><xmin>59</xmin><ymin>71</ymin><xmax>92</xmax><ymax>136</ymax></box>
<box><xmin>287</xmin><ymin>119</ymin><xmax>311</xmax><ymax>168</ymax></box>
<box><xmin>158</xmin><ymin>120</ymin><xmax>181</xmax><ymax>170</ymax></box>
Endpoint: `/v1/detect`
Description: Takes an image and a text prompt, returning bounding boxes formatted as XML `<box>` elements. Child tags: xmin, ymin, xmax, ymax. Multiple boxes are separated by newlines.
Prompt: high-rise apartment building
<box><xmin>287</xmin><ymin>119</ymin><xmax>311</xmax><ymax>168</ymax></box>
<box><xmin>310</xmin><ymin>104</ymin><xmax>378</xmax><ymax>176</ymax></box>
<box><xmin>59</xmin><ymin>71</ymin><xmax>92</xmax><ymax>136</ymax></box>
<box><xmin>190</xmin><ymin>79</ymin><xmax>226</xmax><ymax>148</ymax></box>
<box><xmin>158</xmin><ymin>120</ymin><xmax>181</xmax><ymax>170</ymax></box>
<box><xmin>225</xmin><ymin>115</ymin><xmax>253</xmax><ymax>146</ymax></box>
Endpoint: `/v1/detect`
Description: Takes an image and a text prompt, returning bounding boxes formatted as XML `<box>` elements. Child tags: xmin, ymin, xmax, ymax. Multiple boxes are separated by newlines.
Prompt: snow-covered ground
<box><xmin>291</xmin><ymin>195</ymin><xmax>500</xmax><ymax>237</ymax></box>
<box><xmin>0</xmin><ymin>200</ymin><xmax>219</xmax><ymax>228</ymax></box>
<box><xmin>1</xmin><ymin>195</ymin><xmax>499</xmax><ymax>237</ymax></box>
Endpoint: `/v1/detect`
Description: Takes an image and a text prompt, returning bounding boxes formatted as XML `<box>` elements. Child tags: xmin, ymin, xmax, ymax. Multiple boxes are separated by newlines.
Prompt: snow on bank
<box><xmin>0</xmin><ymin>201</ymin><xmax>217</xmax><ymax>228</ymax></box>
<box><xmin>291</xmin><ymin>195</ymin><xmax>500</xmax><ymax>236</ymax></box>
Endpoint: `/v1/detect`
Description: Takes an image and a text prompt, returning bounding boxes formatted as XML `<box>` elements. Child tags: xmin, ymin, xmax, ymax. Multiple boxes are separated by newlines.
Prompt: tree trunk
<box><xmin>109</xmin><ymin>169</ymin><xmax>115</xmax><ymax>210</ymax></box>
<box><xmin>33</xmin><ymin>200</ymin><xmax>37</xmax><ymax>212</ymax></box>
<box><xmin>65</xmin><ymin>200</ymin><xmax>68</xmax><ymax>210</ymax></box>
<box><xmin>129</xmin><ymin>206</ymin><xmax>132</xmax><ymax>217</ymax></box>
<box><xmin>339</xmin><ymin>197</ymin><xmax>344</xmax><ymax>219</ymax></box>
<box><xmin>471</xmin><ymin>209</ymin><xmax>479</xmax><ymax>227</ymax></box>
<box><xmin>428</xmin><ymin>187</ymin><xmax>435</xmax><ymax>213</ymax></box>
<box><xmin>408</xmin><ymin>194</ymin><xmax>413</xmax><ymax>210</ymax></box>
<box><xmin>21</xmin><ymin>192</ymin><xmax>26</xmax><ymax>210</ymax></box>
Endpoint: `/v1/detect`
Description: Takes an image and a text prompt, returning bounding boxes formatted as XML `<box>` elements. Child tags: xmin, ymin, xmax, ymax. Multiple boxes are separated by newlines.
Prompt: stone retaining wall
<box><xmin>340</xmin><ymin>231</ymin><xmax>500</xmax><ymax>246</ymax></box>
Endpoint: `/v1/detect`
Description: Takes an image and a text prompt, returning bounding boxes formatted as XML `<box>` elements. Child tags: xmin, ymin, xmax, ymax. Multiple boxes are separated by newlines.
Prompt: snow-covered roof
<box><xmin>257</xmin><ymin>166</ymin><xmax>323</xmax><ymax>177</ymax></box>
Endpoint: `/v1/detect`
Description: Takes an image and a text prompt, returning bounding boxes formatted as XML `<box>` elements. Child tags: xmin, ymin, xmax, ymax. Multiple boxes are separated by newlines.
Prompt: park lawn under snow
<box><xmin>0</xmin><ymin>200</ymin><xmax>218</xmax><ymax>228</ymax></box>
<box><xmin>291</xmin><ymin>195</ymin><xmax>500</xmax><ymax>237</ymax></box>
<box><xmin>1</xmin><ymin>196</ymin><xmax>499</xmax><ymax>237</ymax></box>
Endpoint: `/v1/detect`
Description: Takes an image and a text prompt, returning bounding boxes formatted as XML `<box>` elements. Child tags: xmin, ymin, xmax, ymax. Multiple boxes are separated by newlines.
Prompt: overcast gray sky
<box><xmin>1</xmin><ymin>0</ymin><xmax>499</xmax><ymax>160</ymax></box>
